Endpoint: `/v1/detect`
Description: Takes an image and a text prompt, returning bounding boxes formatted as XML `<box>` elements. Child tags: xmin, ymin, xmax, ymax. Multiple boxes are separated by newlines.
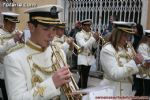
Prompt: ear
<box><xmin>28</xmin><ymin>23</ymin><xmax>35</xmax><ymax>33</ymax></box>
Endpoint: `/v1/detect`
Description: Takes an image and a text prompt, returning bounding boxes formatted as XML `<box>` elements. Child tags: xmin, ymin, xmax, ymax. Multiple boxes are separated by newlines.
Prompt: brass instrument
<box><xmin>99</xmin><ymin>35</ymin><xmax>107</xmax><ymax>46</ymax></box>
<box><xmin>93</xmin><ymin>30</ymin><xmax>107</xmax><ymax>46</ymax></box>
<box><xmin>127</xmin><ymin>41</ymin><xmax>150</xmax><ymax>78</ymax></box>
<box><xmin>0</xmin><ymin>29</ymin><xmax>23</xmax><ymax>44</ymax></box>
<box><xmin>65</xmin><ymin>36</ymin><xmax>82</xmax><ymax>53</ymax></box>
<box><xmin>51</xmin><ymin>44</ymin><xmax>82</xmax><ymax>100</ymax></box>
<box><xmin>72</xmin><ymin>42</ymin><xmax>82</xmax><ymax>53</ymax></box>
<box><xmin>127</xmin><ymin>41</ymin><xmax>136</xmax><ymax>57</ymax></box>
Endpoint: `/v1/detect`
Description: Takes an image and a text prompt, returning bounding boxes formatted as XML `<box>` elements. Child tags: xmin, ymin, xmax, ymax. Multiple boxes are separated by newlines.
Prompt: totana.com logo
<box><xmin>2</xmin><ymin>1</ymin><xmax>37</xmax><ymax>8</ymax></box>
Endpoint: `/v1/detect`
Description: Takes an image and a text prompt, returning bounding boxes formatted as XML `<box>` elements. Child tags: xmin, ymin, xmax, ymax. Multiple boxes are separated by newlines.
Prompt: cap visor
<box><xmin>7</xmin><ymin>19</ymin><xmax>20</xmax><ymax>23</ymax></box>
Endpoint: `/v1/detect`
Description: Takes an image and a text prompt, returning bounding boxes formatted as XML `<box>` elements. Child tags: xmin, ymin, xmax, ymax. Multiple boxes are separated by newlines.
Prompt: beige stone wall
<box><xmin>147</xmin><ymin>0</ymin><xmax>150</xmax><ymax>29</ymax></box>
<box><xmin>0</xmin><ymin>1</ymin><xmax>12</xmax><ymax>25</ymax></box>
<box><xmin>13</xmin><ymin>0</ymin><xmax>57</xmax><ymax>30</ymax></box>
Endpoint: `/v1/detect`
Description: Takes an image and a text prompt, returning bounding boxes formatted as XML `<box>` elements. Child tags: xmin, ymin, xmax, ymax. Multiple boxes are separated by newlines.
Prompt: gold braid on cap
<box><xmin>32</xmin><ymin>16</ymin><xmax>63</xmax><ymax>25</ymax></box>
<box><xmin>56</xmin><ymin>25</ymin><xmax>65</xmax><ymax>28</ymax></box>
<box><xmin>37</xmin><ymin>20</ymin><xmax>62</xmax><ymax>25</ymax></box>
<box><xmin>118</xmin><ymin>27</ymin><xmax>135</xmax><ymax>34</ymax></box>
<box><xmin>5</xmin><ymin>18</ymin><xmax>15</xmax><ymax>20</ymax></box>
<box><xmin>5</xmin><ymin>18</ymin><xmax>19</xmax><ymax>22</ymax></box>
<box><xmin>32</xmin><ymin>16</ymin><xmax>60</xmax><ymax>22</ymax></box>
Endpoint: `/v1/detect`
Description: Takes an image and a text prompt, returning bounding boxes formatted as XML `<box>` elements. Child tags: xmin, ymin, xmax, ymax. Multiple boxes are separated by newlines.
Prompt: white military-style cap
<box><xmin>81</xmin><ymin>19</ymin><xmax>92</xmax><ymax>25</ymax></box>
<box><xmin>144</xmin><ymin>30</ymin><xmax>150</xmax><ymax>37</ymax></box>
<box><xmin>113</xmin><ymin>21</ymin><xmax>136</xmax><ymax>34</ymax></box>
<box><xmin>1</xmin><ymin>12</ymin><xmax>20</xmax><ymax>23</ymax></box>
<box><xmin>25</xmin><ymin>4</ymin><xmax>64</xmax><ymax>26</ymax></box>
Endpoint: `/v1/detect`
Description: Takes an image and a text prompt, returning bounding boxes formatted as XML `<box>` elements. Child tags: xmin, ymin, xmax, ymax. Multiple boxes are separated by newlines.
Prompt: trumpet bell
<box><xmin>73</xmin><ymin>43</ymin><xmax>82</xmax><ymax>53</ymax></box>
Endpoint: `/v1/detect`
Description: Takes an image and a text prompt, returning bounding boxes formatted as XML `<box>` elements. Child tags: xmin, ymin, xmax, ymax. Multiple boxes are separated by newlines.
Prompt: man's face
<box><xmin>4</xmin><ymin>20</ymin><xmax>16</xmax><ymax>33</ymax></box>
<box><xmin>82</xmin><ymin>24</ymin><xmax>91</xmax><ymax>32</ymax></box>
<box><xmin>56</xmin><ymin>28</ymin><xmax>65</xmax><ymax>38</ymax></box>
<box><xmin>30</xmin><ymin>23</ymin><xmax>57</xmax><ymax>48</ymax></box>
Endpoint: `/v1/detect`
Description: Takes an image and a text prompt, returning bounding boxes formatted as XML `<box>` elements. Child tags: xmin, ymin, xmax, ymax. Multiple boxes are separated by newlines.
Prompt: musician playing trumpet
<box><xmin>0</xmin><ymin>12</ymin><xmax>23</xmax><ymax>51</ymax></box>
<box><xmin>0</xmin><ymin>12</ymin><xmax>23</xmax><ymax>100</ymax></box>
<box><xmin>52</xmin><ymin>22</ymin><xmax>75</xmax><ymax>54</ymax></box>
<box><xmin>134</xmin><ymin>30</ymin><xmax>150</xmax><ymax>96</ymax></box>
<box><xmin>4</xmin><ymin>5</ymin><xmax>72</xmax><ymax>100</ymax></box>
<box><xmin>99</xmin><ymin>21</ymin><xmax>150</xmax><ymax>97</ymax></box>
<box><xmin>75</xmin><ymin>19</ymin><xmax>99</xmax><ymax>89</ymax></box>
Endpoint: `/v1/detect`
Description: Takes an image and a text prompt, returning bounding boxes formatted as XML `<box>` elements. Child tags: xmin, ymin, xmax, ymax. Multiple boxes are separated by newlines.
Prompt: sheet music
<box><xmin>76</xmin><ymin>86</ymin><xmax>114</xmax><ymax>100</ymax></box>
<box><xmin>78</xmin><ymin>86</ymin><xmax>114</xmax><ymax>93</ymax></box>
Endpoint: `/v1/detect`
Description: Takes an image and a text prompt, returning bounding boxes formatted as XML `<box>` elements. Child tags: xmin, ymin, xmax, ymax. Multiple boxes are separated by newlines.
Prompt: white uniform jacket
<box><xmin>52</xmin><ymin>35</ymin><xmax>70</xmax><ymax>54</ymax></box>
<box><xmin>75</xmin><ymin>30</ymin><xmax>97</xmax><ymax>66</ymax></box>
<box><xmin>4</xmin><ymin>40</ymin><xmax>63</xmax><ymax>100</ymax></box>
<box><xmin>0</xmin><ymin>28</ymin><xmax>16</xmax><ymax>79</ymax></box>
<box><xmin>136</xmin><ymin>43</ymin><xmax>150</xmax><ymax>79</ymax></box>
<box><xmin>99</xmin><ymin>43</ymin><xmax>139</xmax><ymax>96</ymax></box>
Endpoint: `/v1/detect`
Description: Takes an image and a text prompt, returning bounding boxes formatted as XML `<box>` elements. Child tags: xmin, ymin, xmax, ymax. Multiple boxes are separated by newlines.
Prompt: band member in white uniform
<box><xmin>75</xmin><ymin>19</ymin><xmax>99</xmax><ymax>89</ymax></box>
<box><xmin>134</xmin><ymin>30</ymin><xmax>150</xmax><ymax>96</ymax></box>
<box><xmin>0</xmin><ymin>12</ymin><xmax>21</xmax><ymax>100</ymax></box>
<box><xmin>52</xmin><ymin>22</ymin><xmax>74</xmax><ymax>54</ymax></box>
<box><xmin>99</xmin><ymin>21</ymin><xmax>150</xmax><ymax>96</ymax></box>
<box><xmin>4</xmin><ymin>5</ymin><xmax>72</xmax><ymax>100</ymax></box>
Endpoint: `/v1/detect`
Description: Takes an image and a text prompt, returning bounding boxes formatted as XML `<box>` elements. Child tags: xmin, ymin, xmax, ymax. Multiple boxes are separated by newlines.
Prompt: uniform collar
<box><xmin>26</xmin><ymin>40</ymin><xmax>45</xmax><ymax>52</ymax></box>
<box><xmin>53</xmin><ymin>35</ymin><xmax>66</xmax><ymax>43</ymax></box>
<box><xmin>81</xmin><ymin>29</ymin><xmax>91</xmax><ymax>35</ymax></box>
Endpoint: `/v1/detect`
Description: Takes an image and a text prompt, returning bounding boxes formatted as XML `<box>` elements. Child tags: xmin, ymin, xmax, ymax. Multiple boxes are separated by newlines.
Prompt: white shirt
<box><xmin>0</xmin><ymin>28</ymin><xmax>16</xmax><ymax>79</ymax></box>
<box><xmin>75</xmin><ymin>30</ymin><xmax>97</xmax><ymax>66</ymax></box>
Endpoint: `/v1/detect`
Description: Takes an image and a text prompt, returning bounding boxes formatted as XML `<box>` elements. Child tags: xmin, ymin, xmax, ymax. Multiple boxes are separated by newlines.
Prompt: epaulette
<box><xmin>7</xmin><ymin>43</ymin><xmax>25</xmax><ymax>54</ymax></box>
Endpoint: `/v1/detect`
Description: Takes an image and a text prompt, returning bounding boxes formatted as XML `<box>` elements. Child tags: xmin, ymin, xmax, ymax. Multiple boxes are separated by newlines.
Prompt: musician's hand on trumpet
<box><xmin>65</xmin><ymin>36</ymin><xmax>82</xmax><ymax>53</ymax></box>
<box><xmin>66</xmin><ymin>37</ymin><xmax>74</xmax><ymax>50</ymax></box>
<box><xmin>13</xmin><ymin>30</ymin><xmax>23</xmax><ymax>43</ymax></box>
<box><xmin>52</xmin><ymin>66</ymin><xmax>71</xmax><ymax>88</ymax></box>
<box><xmin>92</xmin><ymin>30</ymin><xmax>106</xmax><ymax>46</ymax></box>
<box><xmin>51</xmin><ymin>44</ymin><xmax>82</xmax><ymax>99</ymax></box>
<box><xmin>133</xmin><ymin>53</ymin><xmax>144</xmax><ymax>65</ymax></box>
<box><xmin>132</xmin><ymin>52</ymin><xmax>149</xmax><ymax>69</ymax></box>
<box><xmin>92</xmin><ymin>31</ymin><xmax>100</xmax><ymax>41</ymax></box>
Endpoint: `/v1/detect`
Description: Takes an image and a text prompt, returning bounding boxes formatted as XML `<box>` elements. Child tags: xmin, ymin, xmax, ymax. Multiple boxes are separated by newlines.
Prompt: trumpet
<box><xmin>92</xmin><ymin>30</ymin><xmax>107</xmax><ymax>46</ymax></box>
<box><xmin>65</xmin><ymin>36</ymin><xmax>82</xmax><ymax>53</ymax></box>
<box><xmin>72</xmin><ymin>42</ymin><xmax>82</xmax><ymax>53</ymax></box>
<box><xmin>51</xmin><ymin>44</ymin><xmax>82</xmax><ymax>100</ymax></box>
<box><xmin>99</xmin><ymin>35</ymin><xmax>107</xmax><ymax>46</ymax></box>
<box><xmin>127</xmin><ymin>41</ymin><xmax>136</xmax><ymax>57</ymax></box>
<box><xmin>127</xmin><ymin>41</ymin><xmax>150</xmax><ymax>78</ymax></box>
